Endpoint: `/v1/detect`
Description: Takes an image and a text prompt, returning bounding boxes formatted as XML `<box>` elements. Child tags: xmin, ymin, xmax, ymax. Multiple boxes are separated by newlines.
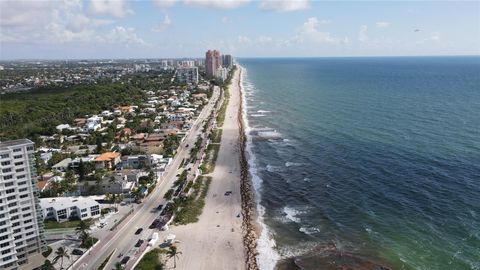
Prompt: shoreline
<box><xmin>237</xmin><ymin>67</ymin><xmax>260</xmax><ymax>270</ymax></box>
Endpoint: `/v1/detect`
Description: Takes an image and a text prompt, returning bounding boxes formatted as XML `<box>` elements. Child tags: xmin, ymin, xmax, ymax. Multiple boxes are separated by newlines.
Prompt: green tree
<box><xmin>41</xmin><ymin>259</ymin><xmax>55</xmax><ymax>270</ymax></box>
<box><xmin>52</xmin><ymin>247</ymin><xmax>70</xmax><ymax>270</ymax></box>
<box><xmin>166</xmin><ymin>245</ymin><xmax>182</xmax><ymax>269</ymax></box>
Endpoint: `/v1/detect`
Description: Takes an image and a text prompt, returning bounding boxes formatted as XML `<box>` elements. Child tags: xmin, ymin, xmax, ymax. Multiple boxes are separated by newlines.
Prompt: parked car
<box><xmin>121</xmin><ymin>256</ymin><xmax>130</xmax><ymax>265</ymax></box>
<box><xmin>135</xmin><ymin>228</ymin><xmax>143</xmax><ymax>235</ymax></box>
<box><xmin>149</xmin><ymin>219</ymin><xmax>160</xmax><ymax>229</ymax></box>
<box><xmin>72</xmin><ymin>249</ymin><xmax>84</xmax><ymax>256</ymax></box>
<box><xmin>157</xmin><ymin>204</ymin><xmax>163</xmax><ymax>210</ymax></box>
<box><xmin>135</xmin><ymin>239</ymin><xmax>144</xmax><ymax>247</ymax></box>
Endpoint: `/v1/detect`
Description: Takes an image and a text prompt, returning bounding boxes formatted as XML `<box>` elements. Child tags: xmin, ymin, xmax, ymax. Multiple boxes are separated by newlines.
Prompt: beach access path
<box><xmin>167</xmin><ymin>68</ymin><xmax>245</xmax><ymax>270</ymax></box>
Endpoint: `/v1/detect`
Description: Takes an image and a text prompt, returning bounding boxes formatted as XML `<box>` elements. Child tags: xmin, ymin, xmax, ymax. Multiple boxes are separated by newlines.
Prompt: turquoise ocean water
<box><xmin>239</xmin><ymin>57</ymin><xmax>480</xmax><ymax>270</ymax></box>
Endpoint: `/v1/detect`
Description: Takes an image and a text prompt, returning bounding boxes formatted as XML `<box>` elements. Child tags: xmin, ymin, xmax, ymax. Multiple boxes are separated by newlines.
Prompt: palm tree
<box><xmin>75</xmin><ymin>220</ymin><xmax>91</xmax><ymax>247</ymax></box>
<box><xmin>53</xmin><ymin>247</ymin><xmax>70</xmax><ymax>269</ymax></box>
<box><xmin>166</xmin><ymin>245</ymin><xmax>182</xmax><ymax>268</ymax></box>
<box><xmin>41</xmin><ymin>259</ymin><xmax>55</xmax><ymax>270</ymax></box>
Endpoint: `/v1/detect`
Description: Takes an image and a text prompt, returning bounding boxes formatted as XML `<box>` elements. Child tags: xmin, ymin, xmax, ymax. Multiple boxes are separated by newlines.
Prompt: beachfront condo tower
<box><xmin>0</xmin><ymin>139</ymin><xmax>47</xmax><ymax>270</ymax></box>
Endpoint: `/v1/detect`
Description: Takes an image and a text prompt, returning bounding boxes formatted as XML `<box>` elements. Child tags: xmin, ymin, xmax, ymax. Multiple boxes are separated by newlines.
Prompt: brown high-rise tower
<box><xmin>205</xmin><ymin>50</ymin><xmax>221</xmax><ymax>78</ymax></box>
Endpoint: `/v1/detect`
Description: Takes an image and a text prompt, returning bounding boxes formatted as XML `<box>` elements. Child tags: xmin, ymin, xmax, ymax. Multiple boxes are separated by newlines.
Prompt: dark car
<box><xmin>135</xmin><ymin>228</ymin><xmax>143</xmax><ymax>235</ymax></box>
<box><xmin>135</xmin><ymin>239</ymin><xmax>144</xmax><ymax>247</ymax></box>
<box><xmin>186</xmin><ymin>144</ymin><xmax>189</xmax><ymax>147</ymax></box>
<box><xmin>149</xmin><ymin>219</ymin><xmax>160</xmax><ymax>229</ymax></box>
<box><xmin>157</xmin><ymin>204</ymin><xmax>163</xmax><ymax>210</ymax></box>
<box><xmin>121</xmin><ymin>256</ymin><xmax>130</xmax><ymax>265</ymax></box>
<box><xmin>72</xmin><ymin>249</ymin><xmax>84</xmax><ymax>256</ymax></box>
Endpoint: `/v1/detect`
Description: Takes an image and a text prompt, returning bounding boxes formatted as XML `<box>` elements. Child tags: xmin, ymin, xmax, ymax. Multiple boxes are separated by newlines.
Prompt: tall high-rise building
<box><xmin>222</xmin><ymin>54</ymin><xmax>233</xmax><ymax>69</ymax></box>
<box><xmin>205</xmin><ymin>50</ymin><xmax>221</xmax><ymax>78</ymax></box>
<box><xmin>0</xmin><ymin>139</ymin><xmax>47</xmax><ymax>270</ymax></box>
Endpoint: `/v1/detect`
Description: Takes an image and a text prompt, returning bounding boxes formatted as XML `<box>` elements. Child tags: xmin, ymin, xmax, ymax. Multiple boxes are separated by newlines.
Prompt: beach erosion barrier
<box><xmin>237</xmin><ymin>68</ymin><xmax>260</xmax><ymax>270</ymax></box>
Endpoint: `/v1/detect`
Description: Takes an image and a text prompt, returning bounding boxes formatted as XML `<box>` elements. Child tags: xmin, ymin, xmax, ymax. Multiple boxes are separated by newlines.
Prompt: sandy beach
<box><xmin>167</xmin><ymin>68</ymin><xmax>250</xmax><ymax>270</ymax></box>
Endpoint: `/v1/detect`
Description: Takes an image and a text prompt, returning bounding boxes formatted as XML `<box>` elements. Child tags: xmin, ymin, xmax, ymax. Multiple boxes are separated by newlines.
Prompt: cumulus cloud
<box><xmin>260</xmin><ymin>0</ymin><xmax>309</xmax><ymax>12</ymax></box>
<box><xmin>184</xmin><ymin>0</ymin><xmax>249</xmax><ymax>9</ymax></box>
<box><xmin>0</xmin><ymin>0</ymin><xmax>146</xmax><ymax>48</ymax></box>
<box><xmin>152</xmin><ymin>14</ymin><xmax>172</xmax><ymax>32</ymax></box>
<box><xmin>292</xmin><ymin>17</ymin><xmax>343</xmax><ymax>45</ymax></box>
<box><xmin>376</xmin><ymin>21</ymin><xmax>390</xmax><ymax>28</ymax></box>
<box><xmin>89</xmin><ymin>0</ymin><xmax>133</xmax><ymax>17</ymax></box>
<box><xmin>152</xmin><ymin>0</ymin><xmax>177</xmax><ymax>8</ymax></box>
<box><xmin>358</xmin><ymin>25</ymin><xmax>369</xmax><ymax>42</ymax></box>
<box><xmin>106</xmin><ymin>27</ymin><xmax>148</xmax><ymax>46</ymax></box>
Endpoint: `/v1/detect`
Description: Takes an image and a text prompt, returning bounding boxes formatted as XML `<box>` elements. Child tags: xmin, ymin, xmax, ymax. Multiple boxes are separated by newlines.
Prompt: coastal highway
<box><xmin>74</xmin><ymin>86</ymin><xmax>220</xmax><ymax>270</ymax></box>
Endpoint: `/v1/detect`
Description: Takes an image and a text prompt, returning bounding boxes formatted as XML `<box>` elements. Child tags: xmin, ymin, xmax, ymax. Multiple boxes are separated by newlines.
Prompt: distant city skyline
<box><xmin>1</xmin><ymin>0</ymin><xmax>479</xmax><ymax>60</ymax></box>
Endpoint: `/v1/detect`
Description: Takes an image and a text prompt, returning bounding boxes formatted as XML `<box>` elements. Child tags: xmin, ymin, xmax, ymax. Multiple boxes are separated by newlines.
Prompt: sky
<box><xmin>0</xmin><ymin>0</ymin><xmax>479</xmax><ymax>59</ymax></box>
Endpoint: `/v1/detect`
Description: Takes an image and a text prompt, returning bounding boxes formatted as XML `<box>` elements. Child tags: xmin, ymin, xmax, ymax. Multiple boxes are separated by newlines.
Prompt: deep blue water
<box><xmin>239</xmin><ymin>57</ymin><xmax>480</xmax><ymax>270</ymax></box>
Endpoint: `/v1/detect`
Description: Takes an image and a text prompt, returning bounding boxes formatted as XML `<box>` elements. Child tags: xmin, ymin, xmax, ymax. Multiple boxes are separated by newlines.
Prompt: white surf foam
<box><xmin>240</xmin><ymin>66</ymin><xmax>280</xmax><ymax>270</ymax></box>
<box><xmin>299</xmin><ymin>226</ymin><xmax>321</xmax><ymax>235</ymax></box>
<box><xmin>285</xmin><ymin>161</ymin><xmax>303</xmax><ymax>167</ymax></box>
<box><xmin>283</xmin><ymin>206</ymin><xmax>302</xmax><ymax>223</ymax></box>
<box><xmin>257</xmin><ymin>110</ymin><xmax>271</xmax><ymax>113</ymax></box>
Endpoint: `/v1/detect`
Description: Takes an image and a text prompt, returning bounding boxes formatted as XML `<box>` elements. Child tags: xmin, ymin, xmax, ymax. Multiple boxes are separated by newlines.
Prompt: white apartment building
<box><xmin>40</xmin><ymin>197</ymin><xmax>101</xmax><ymax>222</ymax></box>
<box><xmin>0</xmin><ymin>139</ymin><xmax>47</xmax><ymax>270</ymax></box>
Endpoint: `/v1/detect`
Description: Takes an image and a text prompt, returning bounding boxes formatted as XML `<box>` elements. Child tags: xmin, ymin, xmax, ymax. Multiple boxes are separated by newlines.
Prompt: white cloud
<box><xmin>152</xmin><ymin>14</ymin><xmax>172</xmax><ymax>32</ymax></box>
<box><xmin>260</xmin><ymin>0</ymin><xmax>309</xmax><ymax>12</ymax></box>
<box><xmin>237</xmin><ymin>35</ymin><xmax>251</xmax><ymax>45</ymax></box>
<box><xmin>376</xmin><ymin>21</ymin><xmax>390</xmax><ymax>28</ymax></box>
<box><xmin>89</xmin><ymin>0</ymin><xmax>133</xmax><ymax>18</ymax></box>
<box><xmin>152</xmin><ymin>0</ymin><xmax>177</xmax><ymax>8</ymax></box>
<box><xmin>106</xmin><ymin>27</ymin><xmax>148</xmax><ymax>46</ymax></box>
<box><xmin>184</xmin><ymin>0</ymin><xmax>249</xmax><ymax>9</ymax></box>
<box><xmin>358</xmin><ymin>25</ymin><xmax>369</xmax><ymax>43</ymax></box>
<box><xmin>292</xmin><ymin>17</ymin><xmax>342</xmax><ymax>45</ymax></box>
<box><xmin>417</xmin><ymin>31</ymin><xmax>441</xmax><ymax>44</ymax></box>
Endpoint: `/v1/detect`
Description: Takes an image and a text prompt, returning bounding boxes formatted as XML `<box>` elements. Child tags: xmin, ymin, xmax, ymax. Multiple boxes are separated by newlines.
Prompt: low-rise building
<box><xmin>94</xmin><ymin>152</ymin><xmax>121</xmax><ymax>170</ymax></box>
<box><xmin>40</xmin><ymin>197</ymin><xmax>101</xmax><ymax>222</ymax></box>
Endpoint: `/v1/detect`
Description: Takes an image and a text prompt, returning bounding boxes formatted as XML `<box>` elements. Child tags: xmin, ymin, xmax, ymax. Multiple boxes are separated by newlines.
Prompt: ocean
<box><xmin>238</xmin><ymin>56</ymin><xmax>480</xmax><ymax>270</ymax></box>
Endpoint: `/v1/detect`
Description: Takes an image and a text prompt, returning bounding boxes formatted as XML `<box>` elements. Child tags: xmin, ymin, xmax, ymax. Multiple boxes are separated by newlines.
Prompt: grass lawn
<box><xmin>135</xmin><ymin>248</ymin><xmax>163</xmax><ymax>270</ymax></box>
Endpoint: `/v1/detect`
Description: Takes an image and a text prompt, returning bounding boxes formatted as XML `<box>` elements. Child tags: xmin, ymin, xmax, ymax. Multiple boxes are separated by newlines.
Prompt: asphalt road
<box><xmin>73</xmin><ymin>86</ymin><xmax>220</xmax><ymax>270</ymax></box>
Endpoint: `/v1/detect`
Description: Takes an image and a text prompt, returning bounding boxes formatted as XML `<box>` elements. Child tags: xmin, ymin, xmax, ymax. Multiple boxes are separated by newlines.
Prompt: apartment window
<box><xmin>26</xmin><ymin>231</ymin><xmax>34</xmax><ymax>236</ymax></box>
<box><xmin>13</xmin><ymin>155</ymin><xmax>22</xmax><ymax>159</ymax></box>
<box><xmin>22</xmin><ymin>213</ymin><xmax>31</xmax><ymax>218</ymax></box>
<box><xmin>0</xmin><ymin>235</ymin><xmax>8</xmax><ymax>241</ymax></box>
<box><xmin>4</xmin><ymin>182</ymin><xmax>14</xmax><ymax>187</ymax></box>
<box><xmin>1</xmin><ymin>249</ymin><xmax>11</xmax><ymax>255</ymax></box>
<box><xmin>13</xmin><ymin>148</ymin><xmax>21</xmax><ymax>152</ymax></box>
<box><xmin>3</xmin><ymin>175</ymin><xmax>13</xmax><ymax>180</ymax></box>
<box><xmin>0</xmin><ymin>154</ymin><xmax>9</xmax><ymax>159</ymax></box>
<box><xmin>15</xmin><ymin>168</ymin><xmax>25</xmax><ymax>173</ymax></box>
<box><xmin>6</xmin><ymin>189</ymin><xmax>15</xmax><ymax>194</ymax></box>
<box><xmin>16</xmin><ymin>247</ymin><xmax>24</xmax><ymax>252</ymax></box>
<box><xmin>2</xmin><ymin>168</ymin><xmax>11</xmax><ymax>173</ymax></box>
<box><xmin>81</xmin><ymin>213</ymin><xmax>87</xmax><ymax>218</ymax></box>
<box><xmin>7</xmin><ymin>195</ymin><xmax>16</xmax><ymax>201</ymax></box>
<box><xmin>9</xmin><ymin>209</ymin><xmax>18</xmax><ymax>214</ymax></box>
<box><xmin>18</xmin><ymin>188</ymin><xmax>27</xmax><ymax>193</ymax></box>
<box><xmin>81</xmin><ymin>208</ymin><xmax>87</xmax><ymax>212</ymax></box>
<box><xmin>11</xmin><ymin>215</ymin><xmax>19</xmax><ymax>221</ymax></box>
<box><xmin>2</xmin><ymin>255</ymin><xmax>12</xmax><ymax>262</ymax></box>
<box><xmin>15</xmin><ymin>241</ymin><xmax>23</xmax><ymax>246</ymax></box>
<box><xmin>24</xmin><ymin>219</ymin><xmax>32</xmax><ymax>224</ymax></box>
<box><xmin>18</xmin><ymin>181</ymin><xmax>27</xmax><ymax>186</ymax></box>
<box><xmin>17</xmin><ymin>174</ymin><xmax>26</xmax><ymax>179</ymax></box>
<box><xmin>0</xmin><ymin>221</ymin><xmax>6</xmax><ymax>226</ymax></box>
<box><xmin>0</xmin><ymin>214</ymin><xmax>4</xmax><ymax>218</ymax></box>
<box><xmin>21</xmin><ymin>207</ymin><xmax>29</xmax><ymax>211</ymax></box>
<box><xmin>26</xmin><ymin>146</ymin><xmax>34</xmax><ymax>151</ymax></box>
<box><xmin>14</xmin><ymin>235</ymin><xmax>21</xmax><ymax>240</ymax></box>
<box><xmin>1</xmin><ymin>161</ymin><xmax>10</xmax><ymax>166</ymax></box>
<box><xmin>0</xmin><ymin>241</ymin><xmax>9</xmax><ymax>247</ymax></box>
<box><xmin>13</xmin><ymin>229</ymin><xmax>21</xmax><ymax>234</ymax></box>
<box><xmin>12</xmin><ymin>222</ymin><xmax>20</xmax><ymax>227</ymax></box>
<box><xmin>14</xmin><ymin>162</ymin><xmax>23</xmax><ymax>166</ymax></box>
<box><xmin>24</xmin><ymin>225</ymin><xmax>33</xmax><ymax>230</ymax></box>
<box><xmin>19</xmin><ymin>194</ymin><xmax>29</xmax><ymax>199</ymax></box>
